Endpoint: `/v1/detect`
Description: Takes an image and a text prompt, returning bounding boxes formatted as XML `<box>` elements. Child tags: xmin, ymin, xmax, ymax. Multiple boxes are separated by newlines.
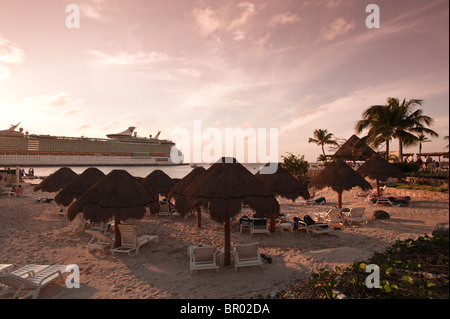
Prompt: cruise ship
<box><xmin>0</xmin><ymin>123</ymin><xmax>182</xmax><ymax>166</ymax></box>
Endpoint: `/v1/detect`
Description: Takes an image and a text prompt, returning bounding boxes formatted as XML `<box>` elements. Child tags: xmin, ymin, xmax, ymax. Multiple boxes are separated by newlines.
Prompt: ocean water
<box><xmin>25</xmin><ymin>163</ymin><xmax>267</xmax><ymax>180</ymax></box>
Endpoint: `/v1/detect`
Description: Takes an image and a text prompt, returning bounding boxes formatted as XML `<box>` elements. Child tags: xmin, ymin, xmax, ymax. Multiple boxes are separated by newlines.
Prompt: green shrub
<box><xmin>389</xmin><ymin>183</ymin><xmax>449</xmax><ymax>193</ymax></box>
<box><xmin>392</xmin><ymin>162</ymin><xmax>421</xmax><ymax>173</ymax></box>
<box><xmin>277</xmin><ymin>235</ymin><xmax>449</xmax><ymax>299</ymax></box>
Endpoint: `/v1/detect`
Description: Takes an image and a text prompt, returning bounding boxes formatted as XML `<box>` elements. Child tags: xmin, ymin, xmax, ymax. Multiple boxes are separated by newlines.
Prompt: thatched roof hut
<box><xmin>177</xmin><ymin>157</ymin><xmax>279</xmax><ymax>265</ymax></box>
<box><xmin>310</xmin><ymin>159</ymin><xmax>372</xmax><ymax>208</ymax></box>
<box><xmin>332</xmin><ymin>134</ymin><xmax>376</xmax><ymax>161</ymax></box>
<box><xmin>357</xmin><ymin>155</ymin><xmax>406</xmax><ymax>195</ymax></box>
<box><xmin>168</xmin><ymin>167</ymin><xmax>206</xmax><ymax>227</ymax></box>
<box><xmin>54</xmin><ymin>167</ymin><xmax>105</xmax><ymax>207</ymax></box>
<box><xmin>254</xmin><ymin>163</ymin><xmax>310</xmax><ymax>201</ymax></box>
<box><xmin>141</xmin><ymin>169</ymin><xmax>176</xmax><ymax>199</ymax></box>
<box><xmin>34</xmin><ymin>167</ymin><xmax>78</xmax><ymax>192</ymax></box>
<box><xmin>67</xmin><ymin>170</ymin><xmax>158</xmax><ymax>247</ymax></box>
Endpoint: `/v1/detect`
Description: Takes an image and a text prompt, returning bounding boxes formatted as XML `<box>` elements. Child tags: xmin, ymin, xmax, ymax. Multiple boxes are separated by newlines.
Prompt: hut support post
<box><xmin>196</xmin><ymin>207</ymin><xmax>201</xmax><ymax>228</ymax></box>
<box><xmin>224</xmin><ymin>219</ymin><xmax>231</xmax><ymax>266</ymax></box>
<box><xmin>376</xmin><ymin>179</ymin><xmax>380</xmax><ymax>196</ymax></box>
<box><xmin>270</xmin><ymin>215</ymin><xmax>276</xmax><ymax>232</ymax></box>
<box><xmin>114</xmin><ymin>217</ymin><xmax>121</xmax><ymax>248</ymax></box>
<box><xmin>337</xmin><ymin>193</ymin><xmax>342</xmax><ymax>208</ymax></box>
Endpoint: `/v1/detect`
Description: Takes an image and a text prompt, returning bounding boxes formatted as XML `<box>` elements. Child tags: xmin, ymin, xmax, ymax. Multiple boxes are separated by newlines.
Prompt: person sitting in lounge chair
<box><xmin>388</xmin><ymin>196</ymin><xmax>411</xmax><ymax>206</ymax></box>
<box><xmin>14</xmin><ymin>185</ymin><xmax>24</xmax><ymax>196</ymax></box>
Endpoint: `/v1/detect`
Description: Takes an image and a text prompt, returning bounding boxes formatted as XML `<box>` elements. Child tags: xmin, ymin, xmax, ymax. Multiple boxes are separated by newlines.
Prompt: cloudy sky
<box><xmin>0</xmin><ymin>0</ymin><xmax>448</xmax><ymax>162</ymax></box>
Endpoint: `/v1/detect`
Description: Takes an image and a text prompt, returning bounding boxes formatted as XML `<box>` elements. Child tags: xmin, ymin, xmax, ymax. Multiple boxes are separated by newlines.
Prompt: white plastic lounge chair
<box><xmin>279</xmin><ymin>221</ymin><xmax>293</xmax><ymax>233</ymax></box>
<box><xmin>372</xmin><ymin>196</ymin><xmax>401</xmax><ymax>207</ymax></box>
<box><xmin>158</xmin><ymin>203</ymin><xmax>171</xmax><ymax>216</ymax></box>
<box><xmin>233</xmin><ymin>242</ymin><xmax>264</xmax><ymax>272</ymax></box>
<box><xmin>85</xmin><ymin>230</ymin><xmax>114</xmax><ymax>251</ymax></box>
<box><xmin>239</xmin><ymin>216</ymin><xmax>252</xmax><ymax>233</ymax></box>
<box><xmin>43</xmin><ymin>203</ymin><xmax>66</xmax><ymax>216</ymax></box>
<box><xmin>90</xmin><ymin>221</ymin><xmax>113</xmax><ymax>233</ymax></box>
<box><xmin>110</xmin><ymin>224</ymin><xmax>158</xmax><ymax>256</ymax></box>
<box><xmin>276</xmin><ymin>214</ymin><xmax>293</xmax><ymax>233</ymax></box>
<box><xmin>296</xmin><ymin>217</ymin><xmax>330</xmax><ymax>235</ymax></box>
<box><xmin>9</xmin><ymin>264</ymin><xmax>50</xmax><ymax>278</ymax></box>
<box><xmin>315</xmin><ymin>208</ymin><xmax>346</xmax><ymax>225</ymax></box>
<box><xmin>343</xmin><ymin>207</ymin><xmax>368</xmax><ymax>225</ymax></box>
<box><xmin>188</xmin><ymin>245</ymin><xmax>219</xmax><ymax>275</ymax></box>
<box><xmin>0</xmin><ymin>265</ymin><xmax>71</xmax><ymax>299</ymax></box>
<box><xmin>250</xmin><ymin>218</ymin><xmax>270</xmax><ymax>236</ymax></box>
<box><xmin>0</xmin><ymin>264</ymin><xmax>14</xmax><ymax>274</ymax></box>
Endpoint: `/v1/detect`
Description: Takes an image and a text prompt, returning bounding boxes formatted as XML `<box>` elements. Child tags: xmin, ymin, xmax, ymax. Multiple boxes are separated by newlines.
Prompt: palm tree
<box><xmin>414</xmin><ymin>133</ymin><xmax>431</xmax><ymax>157</ymax></box>
<box><xmin>355</xmin><ymin>102</ymin><xmax>397</xmax><ymax>161</ymax></box>
<box><xmin>355</xmin><ymin>97</ymin><xmax>438</xmax><ymax>161</ymax></box>
<box><xmin>390</xmin><ymin>98</ymin><xmax>438</xmax><ymax>161</ymax></box>
<box><xmin>444</xmin><ymin>135</ymin><xmax>449</xmax><ymax>149</ymax></box>
<box><xmin>308</xmin><ymin>129</ymin><xmax>339</xmax><ymax>158</ymax></box>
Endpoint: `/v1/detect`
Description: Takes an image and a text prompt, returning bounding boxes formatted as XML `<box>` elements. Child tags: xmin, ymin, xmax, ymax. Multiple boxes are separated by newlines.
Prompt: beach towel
<box><xmin>388</xmin><ymin>196</ymin><xmax>410</xmax><ymax>206</ymax></box>
<box><xmin>314</xmin><ymin>197</ymin><xmax>326</xmax><ymax>204</ymax></box>
<box><xmin>239</xmin><ymin>216</ymin><xmax>251</xmax><ymax>224</ymax></box>
<box><xmin>303</xmin><ymin>215</ymin><xmax>315</xmax><ymax>226</ymax></box>
<box><xmin>253</xmin><ymin>219</ymin><xmax>267</xmax><ymax>226</ymax></box>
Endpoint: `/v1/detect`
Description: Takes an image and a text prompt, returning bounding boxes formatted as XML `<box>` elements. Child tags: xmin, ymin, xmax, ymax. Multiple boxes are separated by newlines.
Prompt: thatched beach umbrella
<box><xmin>332</xmin><ymin>134</ymin><xmax>376</xmax><ymax>161</ymax></box>
<box><xmin>34</xmin><ymin>167</ymin><xmax>78</xmax><ymax>193</ymax></box>
<box><xmin>168</xmin><ymin>167</ymin><xmax>206</xmax><ymax>227</ymax></box>
<box><xmin>141</xmin><ymin>170</ymin><xmax>176</xmax><ymax>214</ymax></box>
<box><xmin>178</xmin><ymin>157</ymin><xmax>280</xmax><ymax>266</ymax></box>
<box><xmin>255</xmin><ymin>163</ymin><xmax>310</xmax><ymax>201</ymax></box>
<box><xmin>255</xmin><ymin>163</ymin><xmax>310</xmax><ymax>232</ymax></box>
<box><xmin>54</xmin><ymin>167</ymin><xmax>106</xmax><ymax>206</ymax></box>
<box><xmin>357</xmin><ymin>155</ymin><xmax>406</xmax><ymax>196</ymax></box>
<box><xmin>67</xmin><ymin>170</ymin><xmax>159</xmax><ymax>247</ymax></box>
<box><xmin>310</xmin><ymin>159</ymin><xmax>372</xmax><ymax>208</ymax></box>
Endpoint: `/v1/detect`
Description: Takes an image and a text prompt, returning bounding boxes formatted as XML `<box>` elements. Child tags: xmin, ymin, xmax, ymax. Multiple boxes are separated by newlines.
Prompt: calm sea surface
<box><xmin>25</xmin><ymin>163</ymin><xmax>267</xmax><ymax>180</ymax></box>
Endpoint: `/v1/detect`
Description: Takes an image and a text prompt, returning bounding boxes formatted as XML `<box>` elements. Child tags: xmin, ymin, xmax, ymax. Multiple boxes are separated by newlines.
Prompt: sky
<box><xmin>0</xmin><ymin>0</ymin><xmax>448</xmax><ymax>163</ymax></box>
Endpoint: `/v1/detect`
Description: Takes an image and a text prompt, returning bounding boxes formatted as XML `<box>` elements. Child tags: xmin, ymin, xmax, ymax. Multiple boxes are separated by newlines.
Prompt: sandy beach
<box><xmin>1</xmin><ymin>182</ymin><xmax>448</xmax><ymax>299</ymax></box>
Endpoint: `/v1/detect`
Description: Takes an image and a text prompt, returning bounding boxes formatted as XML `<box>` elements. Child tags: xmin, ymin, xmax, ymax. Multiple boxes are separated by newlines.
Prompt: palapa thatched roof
<box><xmin>34</xmin><ymin>167</ymin><xmax>78</xmax><ymax>192</ymax></box>
<box><xmin>168</xmin><ymin>167</ymin><xmax>206</xmax><ymax>214</ymax></box>
<box><xmin>54</xmin><ymin>167</ymin><xmax>105</xmax><ymax>206</ymax></box>
<box><xmin>332</xmin><ymin>134</ymin><xmax>376</xmax><ymax>161</ymax></box>
<box><xmin>310</xmin><ymin>159</ymin><xmax>372</xmax><ymax>194</ymax></box>
<box><xmin>140</xmin><ymin>169</ymin><xmax>176</xmax><ymax>199</ymax></box>
<box><xmin>254</xmin><ymin>163</ymin><xmax>310</xmax><ymax>201</ymax></box>
<box><xmin>357</xmin><ymin>155</ymin><xmax>406</xmax><ymax>182</ymax></box>
<box><xmin>67</xmin><ymin>169</ymin><xmax>158</xmax><ymax>224</ymax></box>
<box><xmin>177</xmin><ymin>157</ymin><xmax>279</xmax><ymax>223</ymax></box>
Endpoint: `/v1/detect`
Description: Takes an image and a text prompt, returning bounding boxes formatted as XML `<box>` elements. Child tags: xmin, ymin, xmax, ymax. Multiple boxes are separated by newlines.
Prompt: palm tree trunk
<box><xmin>399</xmin><ymin>140</ymin><xmax>403</xmax><ymax>162</ymax></box>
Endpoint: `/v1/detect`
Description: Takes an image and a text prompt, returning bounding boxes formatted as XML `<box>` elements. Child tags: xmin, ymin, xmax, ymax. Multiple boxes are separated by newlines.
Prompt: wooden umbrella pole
<box><xmin>196</xmin><ymin>207</ymin><xmax>201</xmax><ymax>228</ymax></box>
<box><xmin>114</xmin><ymin>216</ymin><xmax>121</xmax><ymax>248</ymax></box>
<box><xmin>376</xmin><ymin>179</ymin><xmax>380</xmax><ymax>196</ymax></box>
<box><xmin>270</xmin><ymin>215</ymin><xmax>276</xmax><ymax>232</ymax></box>
<box><xmin>224</xmin><ymin>219</ymin><xmax>231</xmax><ymax>266</ymax></box>
<box><xmin>337</xmin><ymin>193</ymin><xmax>342</xmax><ymax>208</ymax></box>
